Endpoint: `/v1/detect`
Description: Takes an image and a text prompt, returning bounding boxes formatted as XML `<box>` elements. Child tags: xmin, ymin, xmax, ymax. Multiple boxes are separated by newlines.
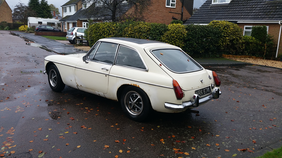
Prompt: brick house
<box><xmin>185</xmin><ymin>0</ymin><xmax>282</xmax><ymax>58</ymax></box>
<box><xmin>60</xmin><ymin>0</ymin><xmax>194</xmax><ymax>32</ymax></box>
<box><xmin>0</xmin><ymin>0</ymin><xmax>12</xmax><ymax>23</ymax></box>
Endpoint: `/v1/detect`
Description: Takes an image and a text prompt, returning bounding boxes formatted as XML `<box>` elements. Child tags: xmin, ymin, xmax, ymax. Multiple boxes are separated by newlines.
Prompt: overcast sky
<box><xmin>6</xmin><ymin>0</ymin><xmax>206</xmax><ymax>14</ymax></box>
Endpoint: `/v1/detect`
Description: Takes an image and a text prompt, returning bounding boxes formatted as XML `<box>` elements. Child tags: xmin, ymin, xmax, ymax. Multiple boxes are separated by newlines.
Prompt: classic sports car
<box><xmin>44</xmin><ymin>37</ymin><xmax>221</xmax><ymax>121</ymax></box>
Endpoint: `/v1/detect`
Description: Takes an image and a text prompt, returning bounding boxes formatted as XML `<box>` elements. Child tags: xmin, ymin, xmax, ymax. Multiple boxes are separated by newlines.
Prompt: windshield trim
<box><xmin>150</xmin><ymin>48</ymin><xmax>203</xmax><ymax>74</ymax></box>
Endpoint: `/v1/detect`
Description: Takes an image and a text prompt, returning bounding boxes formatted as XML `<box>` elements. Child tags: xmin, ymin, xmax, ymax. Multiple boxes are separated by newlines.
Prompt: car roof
<box><xmin>99</xmin><ymin>37</ymin><xmax>179</xmax><ymax>50</ymax></box>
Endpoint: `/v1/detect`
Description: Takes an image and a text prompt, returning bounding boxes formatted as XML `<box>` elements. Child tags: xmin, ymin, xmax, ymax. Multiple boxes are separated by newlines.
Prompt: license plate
<box><xmin>195</xmin><ymin>87</ymin><xmax>211</xmax><ymax>97</ymax></box>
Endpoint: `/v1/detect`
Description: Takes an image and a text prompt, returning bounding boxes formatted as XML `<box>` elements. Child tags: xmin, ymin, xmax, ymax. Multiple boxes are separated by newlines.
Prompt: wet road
<box><xmin>0</xmin><ymin>31</ymin><xmax>282</xmax><ymax>158</ymax></box>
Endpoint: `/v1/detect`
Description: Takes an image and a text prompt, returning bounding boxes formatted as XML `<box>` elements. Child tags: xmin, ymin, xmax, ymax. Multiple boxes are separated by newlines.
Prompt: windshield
<box><xmin>152</xmin><ymin>49</ymin><xmax>202</xmax><ymax>73</ymax></box>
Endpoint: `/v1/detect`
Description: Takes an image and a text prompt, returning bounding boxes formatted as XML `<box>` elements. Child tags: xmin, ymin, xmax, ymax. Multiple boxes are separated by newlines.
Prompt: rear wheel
<box><xmin>47</xmin><ymin>65</ymin><xmax>65</xmax><ymax>92</ymax></box>
<box><xmin>120</xmin><ymin>87</ymin><xmax>152</xmax><ymax>121</ymax></box>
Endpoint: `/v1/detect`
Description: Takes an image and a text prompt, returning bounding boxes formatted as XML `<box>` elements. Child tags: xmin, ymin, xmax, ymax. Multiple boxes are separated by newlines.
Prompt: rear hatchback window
<box><xmin>152</xmin><ymin>49</ymin><xmax>202</xmax><ymax>73</ymax></box>
<box><xmin>68</xmin><ymin>28</ymin><xmax>75</xmax><ymax>32</ymax></box>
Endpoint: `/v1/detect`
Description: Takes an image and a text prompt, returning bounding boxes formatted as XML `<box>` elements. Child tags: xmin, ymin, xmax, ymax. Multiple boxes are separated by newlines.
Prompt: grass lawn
<box><xmin>42</xmin><ymin>36</ymin><xmax>67</xmax><ymax>41</ymax></box>
<box><xmin>258</xmin><ymin>146</ymin><xmax>282</xmax><ymax>158</ymax></box>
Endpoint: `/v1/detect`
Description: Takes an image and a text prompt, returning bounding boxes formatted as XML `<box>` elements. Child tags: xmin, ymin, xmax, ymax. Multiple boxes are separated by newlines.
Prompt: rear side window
<box><xmin>116</xmin><ymin>46</ymin><xmax>146</xmax><ymax>69</ymax></box>
<box><xmin>77</xmin><ymin>28</ymin><xmax>85</xmax><ymax>33</ymax></box>
<box><xmin>152</xmin><ymin>49</ymin><xmax>202</xmax><ymax>73</ymax></box>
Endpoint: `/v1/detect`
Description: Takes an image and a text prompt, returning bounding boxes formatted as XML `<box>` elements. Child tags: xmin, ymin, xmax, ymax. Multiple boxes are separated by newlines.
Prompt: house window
<box><xmin>69</xmin><ymin>6</ymin><xmax>71</xmax><ymax>12</ymax></box>
<box><xmin>38</xmin><ymin>21</ymin><xmax>42</xmax><ymax>25</ymax></box>
<box><xmin>64</xmin><ymin>7</ymin><xmax>67</xmax><ymax>13</ymax></box>
<box><xmin>166</xmin><ymin>0</ymin><xmax>176</xmax><ymax>8</ymax></box>
<box><xmin>212</xmin><ymin>0</ymin><xmax>231</xmax><ymax>4</ymax></box>
<box><xmin>243</xmin><ymin>25</ymin><xmax>269</xmax><ymax>36</ymax></box>
<box><xmin>83</xmin><ymin>22</ymin><xmax>89</xmax><ymax>28</ymax></box>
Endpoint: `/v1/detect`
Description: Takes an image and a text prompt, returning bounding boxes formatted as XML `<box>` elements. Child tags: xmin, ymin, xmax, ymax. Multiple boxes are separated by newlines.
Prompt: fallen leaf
<box><xmin>192</xmin><ymin>147</ymin><xmax>196</xmax><ymax>150</ymax></box>
<box><xmin>119</xmin><ymin>150</ymin><xmax>123</xmax><ymax>153</ymax></box>
<box><xmin>127</xmin><ymin>150</ymin><xmax>130</xmax><ymax>153</ymax></box>
<box><xmin>43</xmin><ymin>139</ymin><xmax>48</xmax><ymax>141</ymax></box>
<box><xmin>104</xmin><ymin>145</ymin><xmax>109</xmax><ymax>148</ymax></box>
<box><xmin>238</xmin><ymin>148</ymin><xmax>247</xmax><ymax>152</ymax></box>
<box><xmin>252</xmin><ymin>140</ymin><xmax>256</xmax><ymax>144</ymax></box>
<box><xmin>38</xmin><ymin>128</ymin><xmax>42</xmax><ymax>131</ymax></box>
<box><xmin>184</xmin><ymin>152</ymin><xmax>189</xmax><ymax>155</ymax></box>
<box><xmin>10</xmin><ymin>151</ymin><xmax>15</xmax><ymax>154</ymax></box>
<box><xmin>29</xmin><ymin>149</ymin><xmax>33</xmax><ymax>152</ymax></box>
<box><xmin>216</xmin><ymin>143</ymin><xmax>219</xmax><ymax>146</ymax></box>
<box><xmin>270</xmin><ymin>119</ymin><xmax>273</xmax><ymax>121</ymax></box>
<box><xmin>70</xmin><ymin>117</ymin><xmax>75</xmax><ymax>120</ymax></box>
<box><xmin>225</xmin><ymin>149</ymin><xmax>230</xmax><ymax>152</ymax></box>
<box><xmin>29</xmin><ymin>140</ymin><xmax>34</xmax><ymax>143</ymax></box>
<box><xmin>248</xmin><ymin>149</ymin><xmax>254</xmax><ymax>153</ymax></box>
<box><xmin>77</xmin><ymin>145</ymin><xmax>81</xmax><ymax>148</ymax></box>
<box><xmin>73</xmin><ymin>132</ymin><xmax>78</xmax><ymax>134</ymax></box>
<box><xmin>66</xmin><ymin>143</ymin><xmax>69</xmax><ymax>146</ymax></box>
<box><xmin>57</xmin><ymin>149</ymin><xmax>61</xmax><ymax>151</ymax></box>
<box><xmin>115</xmin><ymin>140</ymin><xmax>120</xmax><ymax>143</ymax></box>
<box><xmin>206</xmin><ymin>144</ymin><xmax>211</xmax><ymax>147</ymax></box>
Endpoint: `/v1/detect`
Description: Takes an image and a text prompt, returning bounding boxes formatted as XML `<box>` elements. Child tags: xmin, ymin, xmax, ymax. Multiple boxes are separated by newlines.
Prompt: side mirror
<box><xmin>83</xmin><ymin>56</ymin><xmax>89</xmax><ymax>63</ymax></box>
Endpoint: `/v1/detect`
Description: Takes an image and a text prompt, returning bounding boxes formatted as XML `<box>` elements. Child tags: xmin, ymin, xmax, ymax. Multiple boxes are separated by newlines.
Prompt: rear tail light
<box><xmin>71</xmin><ymin>32</ymin><xmax>73</xmax><ymax>35</ymax></box>
<box><xmin>212</xmin><ymin>71</ymin><xmax>221</xmax><ymax>87</ymax></box>
<box><xmin>173</xmin><ymin>80</ymin><xmax>184</xmax><ymax>100</ymax></box>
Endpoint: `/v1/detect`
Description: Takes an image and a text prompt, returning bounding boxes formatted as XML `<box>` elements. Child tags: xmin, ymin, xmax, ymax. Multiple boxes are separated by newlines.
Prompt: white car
<box><xmin>44</xmin><ymin>38</ymin><xmax>221</xmax><ymax>121</ymax></box>
<box><xmin>66</xmin><ymin>27</ymin><xmax>87</xmax><ymax>44</ymax></box>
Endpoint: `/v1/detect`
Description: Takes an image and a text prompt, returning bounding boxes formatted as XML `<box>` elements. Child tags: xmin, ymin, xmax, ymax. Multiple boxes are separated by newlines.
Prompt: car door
<box><xmin>75</xmin><ymin>42</ymin><xmax>118</xmax><ymax>96</ymax></box>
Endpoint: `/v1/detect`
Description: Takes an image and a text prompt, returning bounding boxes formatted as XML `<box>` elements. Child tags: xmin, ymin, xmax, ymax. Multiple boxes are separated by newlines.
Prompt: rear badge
<box><xmin>208</xmin><ymin>75</ymin><xmax>212</xmax><ymax>80</ymax></box>
<box><xmin>200</xmin><ymin>79</ymin><xmax>204</xmax><ymax>83</ymax></box>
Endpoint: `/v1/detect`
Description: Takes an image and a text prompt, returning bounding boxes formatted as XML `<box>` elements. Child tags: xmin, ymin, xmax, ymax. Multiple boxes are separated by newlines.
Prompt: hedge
<box><xmin>86</xmin><ymin>20</ymin><xmax>276</xmax><ymax>59</ymax></box>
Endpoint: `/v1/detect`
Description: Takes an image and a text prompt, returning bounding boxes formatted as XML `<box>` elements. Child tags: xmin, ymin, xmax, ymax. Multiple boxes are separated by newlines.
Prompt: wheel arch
<box><xmin>116</xmin><ymin>84</ymin><xmax>152</xmax><ymax>107</ymax></box>
<box><xmin>45</xmin><ymin>62</ymin><xmax>55</xmax><ymax>75</ymax></box>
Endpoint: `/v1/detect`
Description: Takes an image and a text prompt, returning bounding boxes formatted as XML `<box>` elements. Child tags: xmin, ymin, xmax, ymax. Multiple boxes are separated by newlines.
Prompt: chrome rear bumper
<box><xmin>164</xmin><ymin>87</ymin><xmax>221</xmax><ymax>110</ymax></box>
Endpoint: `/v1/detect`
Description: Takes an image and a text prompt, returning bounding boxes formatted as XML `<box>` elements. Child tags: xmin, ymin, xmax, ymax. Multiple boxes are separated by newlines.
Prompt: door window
<box><xmin>93</xmin><ymin>42</ymin><xmax>118</xmax><ymax>64</ymax></box>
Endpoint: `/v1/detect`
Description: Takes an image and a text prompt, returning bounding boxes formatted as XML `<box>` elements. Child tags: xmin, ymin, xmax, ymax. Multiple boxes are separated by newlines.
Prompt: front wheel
<box><xmin>120</xmin><ymin>87</ymin><xmax>152</xmax><ymax>121</ymax></box>
<box><xmin>47</xmin><ymin>65</ymin><xmax>65</xmax><ymax>92</ymax></box>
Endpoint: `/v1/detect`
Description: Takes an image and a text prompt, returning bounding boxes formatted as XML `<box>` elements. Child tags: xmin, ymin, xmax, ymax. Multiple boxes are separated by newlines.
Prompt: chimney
<box><xmin>53</xmin><ymin>11</ymin><xmax>56</xmax><ymax>17</ymax></box>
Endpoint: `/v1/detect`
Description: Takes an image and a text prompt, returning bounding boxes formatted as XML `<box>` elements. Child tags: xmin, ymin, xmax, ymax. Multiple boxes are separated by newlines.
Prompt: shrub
<box><xmin>19</xmin><ymin>25</ymin><xmax>28</xmax><ymax>31</ymax></box>
<box><xmin>161</xmin><ymin>24</ymin><xmax>187</xmax><ymax>48</ymax></box>
<box><xmin>123</xmin><ymin>22</ymin><xmax>151</xmax><ymax>39</ymax></box>
<box><xmin>4</xmin><ymin>26</ymin><xmax>9</xmax><ymax>30</ymax></box>
<box><xmin>87</xmin><ymin>22</ymin><xmax>118</xmax><ymax>46</ymax></box>
<box><xmin>25</xmin><ymin>27</ymin><xmax>35</xmax><ymax>33</ymax></box>
<box><xmin>183</xmin><ymin>25</ymin><xmax>223</xmax><ymax>58</ymax></box>
<box><xmin>251</xmin><ymin>26</ymin><xmax>267</xmax><ymax>43</ymax></box>
<box><xmin>149</xmin><ymin>23</ymin><xmax>168</xmax><ymax>41</ymax></box>
<box><xmin>171</xmin><ymin>20</ymin><xmax>183</xmax><ymax>25</ymax></box>
<box><xmin>241</xmin><ymin>36</ymin><xmax>262</xmax><ymax>56</ymax></box>
<box><xmin>209</xmin><ymin>20</ymin><xmax>243</xmax><ymax>54</ymax></box>
<box><xmin>0</xmin><ymin>21</ymin><xmax>8</xmax><ymax>28</ymax></box>
<box><xmin>0</xmin><ymin>26</ymin><xmax>3</xmax><ymax>30</ymax></box>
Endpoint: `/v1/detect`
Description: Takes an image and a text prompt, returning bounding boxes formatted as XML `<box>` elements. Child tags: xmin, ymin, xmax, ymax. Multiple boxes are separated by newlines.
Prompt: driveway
<box><xmin>0</xmin><ymin>30</ymin><xmax>281</xmax><ymax>158</ymax></box>
<box><xmin>11</xmin><ymin>31</ymin><xmax>87</xmax><ymax>54</ymax></box>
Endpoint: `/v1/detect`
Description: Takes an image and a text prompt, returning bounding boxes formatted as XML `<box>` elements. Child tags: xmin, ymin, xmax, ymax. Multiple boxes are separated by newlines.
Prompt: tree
<box><xmin>40</xmin><ymin>0</ymin><xmax>52</xmax><ymax>18</ymax></box>
<box><xmin>28</xmin><ymin>0</ymin><xmax>52</xmax><ymax>18</ymax></box>
<box><xmin>13</xmin><ymin>3</ymin><xmax>37</xmax><ymax>24</ymax></box>
<box><xmin>84</xmin><ymin>0</ymin><xmax>151</xmax><ymax>22</ymax></box>
<box><xmin>49</xmin><ymin>4</ymin><xmax>60</xmax><ymax>16</ymax></box>
<box><xmin>28</xmin><ymin>0</ymin><xmax>40</xmax><ymax>16</ymax></box>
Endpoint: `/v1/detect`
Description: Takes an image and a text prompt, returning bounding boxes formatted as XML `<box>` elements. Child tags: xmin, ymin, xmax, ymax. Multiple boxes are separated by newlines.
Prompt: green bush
<box><xmin>87</xmin><ymin>22</ymin><xmax>118</xmax><ymax>46</ymax></box>
<box><xmin>4</xmin><ymin>26</ymin><xmax>9</xmax><ymax>30</ymax></box>
<box><xmin>183</xmin><ymin>25</ymin><xmax>223</xmax><ymax>58</ymax></box>
<box><xmin>251</xmin><ymin>26</ymin><xmax>267</xmax><ymax>43</ymax></box>
<box><xmin>161</xmin><ymin>24</ymin><xmax>187</xmax><ymax>48</ymax></box>
<box><xmin>25</xmin><ymin>27</ymin><xmax>35</xmax><ymax>33</ymax></box>
<box><xmin>149</xmin><ymin>23</ymin><xmax>168</xmax><ymax>41</ymax></box>
<box><xmin>0</xmin><ymin>21</ymin><xmax>8</xmax><ymax>28</ymax></box>
<box><xmin>171</xmin><ymin>20</ymin><xmax>183</xmax><ymax>25</ymax></box>
<box><xmin>209</xmin><ymin>20</ymin><xmax>243</xmax><ymax>54</ymax></box>
<box><xmin>123</xmin><ymin>21</ymin><xmax>151</xmax><ymax>39</ymax></box>
<box><xmin>0</xmin><ymin>26</ymin><xmax>3</xmax><ymax>30</ymax></box>
<box><xmin>241</xmin><ymin>36</ymin><xmax>262</xmax><ymax>56</ymax></box>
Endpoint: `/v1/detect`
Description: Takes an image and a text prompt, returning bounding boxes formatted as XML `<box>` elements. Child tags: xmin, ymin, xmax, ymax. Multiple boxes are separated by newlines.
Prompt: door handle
<box><xmin>101</xmin><ymin>67</ymin><xmax>109</xmax><ymax>71</ymax></box>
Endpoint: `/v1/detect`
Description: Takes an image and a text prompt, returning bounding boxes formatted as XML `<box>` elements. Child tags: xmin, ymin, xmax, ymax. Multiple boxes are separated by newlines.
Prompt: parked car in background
<box><xmin>66</xmin><ymin>27</ymin><xmax>87</xmax><ymax>44</ymax></box>
<box><xmin>44</xmin><ymin>38</ymin><xmax>221</xmax><ymax>121</ymax></box>
<box><xmin>35</xmin><ymin>25</ymin><xmax>61</xmax><ymax>32</ymax></box>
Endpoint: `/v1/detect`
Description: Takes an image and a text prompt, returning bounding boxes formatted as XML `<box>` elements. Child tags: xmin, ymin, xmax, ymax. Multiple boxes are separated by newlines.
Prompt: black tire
<box><xmin>120</xmin><ymin>87</ymin><xmax>152</xmax><ymax>121</ymax></box>
<box><xmin>47</xmin><ymin>65</ymin><xmax>65</xmax><ymax>92</ymax></box>
<box><xmin>69</xmin><ymin>40</ymin><xmax>73</xmax><ymax>44</ymax></box>
<box><xmin>72</xmin><ymin>38</ymin><xmax>77</xmax><ymax>44</ymax></box>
